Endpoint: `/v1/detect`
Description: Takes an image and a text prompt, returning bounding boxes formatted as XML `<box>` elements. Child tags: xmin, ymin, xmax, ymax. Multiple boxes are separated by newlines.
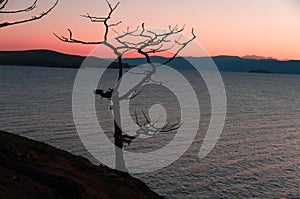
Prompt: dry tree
<box><xmin>54</xmin><ymin>0</ymin><xmax>195</xmax><ymax>171</ymax></box>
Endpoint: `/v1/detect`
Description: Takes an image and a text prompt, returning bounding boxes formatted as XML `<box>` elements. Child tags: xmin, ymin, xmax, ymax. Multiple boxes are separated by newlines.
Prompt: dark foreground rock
<box><xmin>0</xmin><ymin>130</ymin><xmax>164</xmax><ymax>199</ymax></box>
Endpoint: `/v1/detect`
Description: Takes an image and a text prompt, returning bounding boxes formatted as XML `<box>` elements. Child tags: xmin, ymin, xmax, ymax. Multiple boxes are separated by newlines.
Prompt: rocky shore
<box><xmin>0</xmin><ymin>130</ymin><xmax>164</xmax><ymax>199</ymax></box>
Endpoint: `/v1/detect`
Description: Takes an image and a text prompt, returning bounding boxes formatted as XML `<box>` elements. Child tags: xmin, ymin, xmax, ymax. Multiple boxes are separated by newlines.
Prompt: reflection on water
<box><xmin>0</xmin><ymin>66</ymin><xmax>299</xmax><ymax>198</ymax></box>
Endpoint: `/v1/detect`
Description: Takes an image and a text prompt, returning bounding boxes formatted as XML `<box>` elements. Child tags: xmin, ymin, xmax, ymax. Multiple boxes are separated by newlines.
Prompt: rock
<box><xmin>0</xmin><ymin>130</ymin><xmax>164</xmax><ymax>199</ymax></box>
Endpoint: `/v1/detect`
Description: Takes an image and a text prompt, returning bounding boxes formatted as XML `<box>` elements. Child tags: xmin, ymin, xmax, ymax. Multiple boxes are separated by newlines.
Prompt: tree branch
<box><xmin>134</xmin><ymin>109</ymin><xmax>181</xmax><ymax>137</ymax></box>
<box><xmin>108</xmin><ymin>20</ymin><xmax>122</xmax><ymax>27</ymax></box>
<box><xmin>162</xmin><ymin>28</ymin><xmax>196</xmax><ymax>65</ymax></box>
<box><xmin>0</xmin><ymin>0</ymin><xmax>37</xmax><ymax>13</ymax></box>
<box><xmin>55</xmin><ymin>1</ymin><xmax>120</xmax><ymax>49</ymax></box>
<box><xmin>80</xmin><ymin>13</ymin><xmax>107</xmax><ymax>22</ymax></box>
<box><xmin>0</xmin><ymin>0</ymin><xmax>8</xmax><ymax>11</ymax></box>
<box><xmin>53</xmin><ymin>29</ymin><xmax>104</xmax><ymax>45</ymax></box>
<box><xmin>0</xmin><ymin>0</ymin><xmax>59</xmax><ymax>28</ymax></box>
<box><xmin>117</xmin><ymin>25</ymin><xmax>196</xmax><ymax>100</ymax></box>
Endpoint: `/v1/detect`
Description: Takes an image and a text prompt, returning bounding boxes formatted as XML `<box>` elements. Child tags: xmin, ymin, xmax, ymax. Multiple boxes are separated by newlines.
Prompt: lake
<box><xmin>0</xmin><ymin>65</ymin><xmax>299</xmax><ymax>198</ymax></box>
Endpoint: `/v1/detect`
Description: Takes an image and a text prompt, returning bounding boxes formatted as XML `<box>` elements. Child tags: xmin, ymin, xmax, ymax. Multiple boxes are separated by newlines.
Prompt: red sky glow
<box><xmin>0</xmin><ymin>0</ymin><xmax>299</xmax><ymax>60</ymax></box>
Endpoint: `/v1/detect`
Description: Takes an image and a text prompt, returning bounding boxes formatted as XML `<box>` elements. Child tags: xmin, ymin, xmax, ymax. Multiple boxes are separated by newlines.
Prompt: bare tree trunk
<box><xmin>112</xmin><ymin>56</ymin><xmax>127</xmax><ymax>172</ymax></box>
<box><xmin>113</xmin><ymin>101</ymin><xmax>127</xmax><ymax>172</ymax></box>
<box><xmin>117</xmin><ymin>56</ymin><xmax>123</xmax><ymax>81</ymax></box>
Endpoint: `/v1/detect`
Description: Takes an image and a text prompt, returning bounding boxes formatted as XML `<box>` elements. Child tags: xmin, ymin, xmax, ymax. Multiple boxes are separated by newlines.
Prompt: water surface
<box><xmin>0</xmin><ymin>66</ymin><xmax>299</xmax><ymax>198</ymax></box>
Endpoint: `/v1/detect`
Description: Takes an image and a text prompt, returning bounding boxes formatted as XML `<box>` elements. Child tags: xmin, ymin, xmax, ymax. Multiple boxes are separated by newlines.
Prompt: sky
<box><xmin>0</xmin><ymin>0</ymin><xmax>299</xmax><ymax>60</ymax></box>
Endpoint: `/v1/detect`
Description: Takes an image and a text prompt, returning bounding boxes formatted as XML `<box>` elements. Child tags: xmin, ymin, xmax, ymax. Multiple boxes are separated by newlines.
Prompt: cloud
<box><xmin>242</xmin><ymin>55</ymin><xmax>276</xmax><ymax>60</ymax></box>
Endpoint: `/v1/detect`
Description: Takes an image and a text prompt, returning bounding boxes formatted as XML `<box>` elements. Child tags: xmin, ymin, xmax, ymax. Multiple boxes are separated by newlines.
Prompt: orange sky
<box><xmin>0</xmin><ymin>0</ymin><xmax>299</xmax><ymax>60</ymax></box>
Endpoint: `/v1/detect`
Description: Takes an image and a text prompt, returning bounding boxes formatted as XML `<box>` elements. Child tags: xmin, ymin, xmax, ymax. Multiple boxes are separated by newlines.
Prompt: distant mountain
<box><xmin>0</xmin><ymin>50</ymin><xmax>130</xmax><ymax>69</ymax></box>
<box><xmin>211</xmin><ymin>56</ymin><xmax>300</xmax><ymax>74</ymax></box>
<box><xmin>1</xmin><ymin>50</ymin><xmax>300</xmax><ymax>74</ymax></box>
<box><xmin>123</xmin><ymin>55</ymin><xmax>300</xmax><ymax>74</ymax></box>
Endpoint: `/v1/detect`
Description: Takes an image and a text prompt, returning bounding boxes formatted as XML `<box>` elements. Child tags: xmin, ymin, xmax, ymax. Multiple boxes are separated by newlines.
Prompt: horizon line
<box><xmin>0</xmin><ymin>48</ymin><xmax>297</xmax><ymax>62</ymax></box>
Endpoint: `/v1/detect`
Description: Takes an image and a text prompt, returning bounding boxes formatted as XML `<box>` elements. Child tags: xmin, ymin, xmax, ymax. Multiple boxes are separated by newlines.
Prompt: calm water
<box><xmin>0</xmin><ymin>65</ymin><xmax>299</xmax><ymax>198</ymax></box>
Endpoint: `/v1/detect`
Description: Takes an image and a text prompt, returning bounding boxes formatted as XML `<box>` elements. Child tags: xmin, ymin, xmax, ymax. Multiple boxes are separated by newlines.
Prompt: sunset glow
<box><xmin>0</xmin><ymin>0</ymin><xmax>299</xmax><ymax>60</ymax></box>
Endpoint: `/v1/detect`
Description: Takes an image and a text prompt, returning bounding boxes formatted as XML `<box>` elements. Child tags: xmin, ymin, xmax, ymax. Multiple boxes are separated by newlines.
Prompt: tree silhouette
<box><xmin>0</xmin><ymin>0</ymin><xmax>59</xmax><ymax>28</ymax></box>
<box><xmin>54</xmin><ymin>0</ymin><xmax>195</xmax><ymax>172</ymax></box>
